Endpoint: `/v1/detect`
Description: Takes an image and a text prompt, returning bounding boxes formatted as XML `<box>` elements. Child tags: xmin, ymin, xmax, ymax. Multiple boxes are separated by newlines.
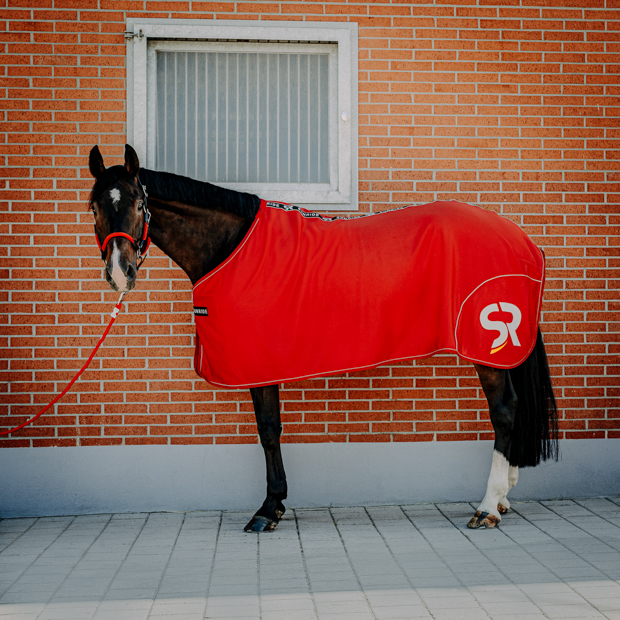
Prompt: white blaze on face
<box><xmin>110</xmin><ymin>240</ymin><xmax>128</xmax><ymax>291</ymax></box>
<box><xmin>109</xmin><ymin>188</ymin><xmax>121</xmax><ymax>206</ymax></box>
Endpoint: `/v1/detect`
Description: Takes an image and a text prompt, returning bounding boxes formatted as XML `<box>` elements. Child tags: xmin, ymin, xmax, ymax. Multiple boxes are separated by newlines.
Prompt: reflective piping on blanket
<box><xmin>199</xmin><ymin>341</ymin><xmax>540</xmax><ymax>390</ymax></box>
<box><xmin>193</xmin><ymin>202</ymin><xmax>264</xmax><ymax>293</ymax></box>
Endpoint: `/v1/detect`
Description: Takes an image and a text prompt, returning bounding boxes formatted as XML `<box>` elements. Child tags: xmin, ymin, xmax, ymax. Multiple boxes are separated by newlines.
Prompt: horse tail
<box><xmin>507</xmin><ymin>329</ymin><xmax>559</xmax><ymax>468</ymax></box>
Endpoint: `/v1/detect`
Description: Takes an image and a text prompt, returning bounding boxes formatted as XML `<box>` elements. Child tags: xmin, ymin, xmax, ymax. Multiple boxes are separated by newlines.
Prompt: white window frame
<box><xmin>126</xmin><ymin>19</ymin><xmax>358</xmax><ymax>211</ymax></box>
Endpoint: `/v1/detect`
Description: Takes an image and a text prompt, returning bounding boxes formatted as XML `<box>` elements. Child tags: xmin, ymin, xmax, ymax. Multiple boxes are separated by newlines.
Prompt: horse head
<box><xmin>89</xmin><ymin>144</ymin><xmax>150</xmax><ymax>292</ymax></box>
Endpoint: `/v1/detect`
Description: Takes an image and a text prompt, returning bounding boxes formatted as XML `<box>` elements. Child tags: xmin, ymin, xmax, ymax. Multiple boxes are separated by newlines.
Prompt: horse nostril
<box><xmin>125</xmin><ymin>263</ymin><xmax>136</xmax><ymax>281</ymax></box>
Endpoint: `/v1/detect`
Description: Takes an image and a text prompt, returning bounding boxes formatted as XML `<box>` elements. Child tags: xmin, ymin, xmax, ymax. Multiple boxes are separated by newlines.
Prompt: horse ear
<box><xmin>125</xmin><ymin>144</ymin><xmax>140</xmax><ymax>176</ymax></box>
<box><xmin>89</xmin><ymin>145</ymin><xmax>105</xmax><ymax>179</ymax></box>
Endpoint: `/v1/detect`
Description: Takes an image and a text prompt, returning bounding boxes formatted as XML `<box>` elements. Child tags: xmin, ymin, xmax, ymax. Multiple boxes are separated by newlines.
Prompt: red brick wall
<box><xmin>1</xmin><ymin>0</ymin><xmax>619</xmax><ymax>448</ymax></box>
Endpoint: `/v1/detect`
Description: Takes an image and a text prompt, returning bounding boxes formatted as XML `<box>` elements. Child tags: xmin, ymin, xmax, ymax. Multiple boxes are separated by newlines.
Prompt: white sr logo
<box><xmin>479</xmin><ymin>302</ymin><xmax>522</xmax><ymax>354</ymax></box>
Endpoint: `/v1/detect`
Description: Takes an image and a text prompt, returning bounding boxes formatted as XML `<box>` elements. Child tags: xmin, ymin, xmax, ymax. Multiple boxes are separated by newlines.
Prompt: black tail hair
<box><xmin>507</xmin><ymin>329</ymin><xmax>559</xmax><ymax>468</ymax></box>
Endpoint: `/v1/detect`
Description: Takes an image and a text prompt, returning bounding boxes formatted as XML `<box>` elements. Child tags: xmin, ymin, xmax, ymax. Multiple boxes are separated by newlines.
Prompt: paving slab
<box><xmin>1</xmin><ymin>499</ymin><xmax>620</xmax><ymax>619</ymax></box>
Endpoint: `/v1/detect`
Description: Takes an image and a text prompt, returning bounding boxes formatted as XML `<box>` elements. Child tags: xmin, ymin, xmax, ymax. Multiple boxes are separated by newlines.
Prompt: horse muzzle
<box><xmin>105</xmin><ymin>263</ymin><xmax>136</xmax><ymax>292</ymax></box>
<box><xmin>105</xmin><ymin>240</ymin><xmax>137</xmax><ymax>292</ymax></box>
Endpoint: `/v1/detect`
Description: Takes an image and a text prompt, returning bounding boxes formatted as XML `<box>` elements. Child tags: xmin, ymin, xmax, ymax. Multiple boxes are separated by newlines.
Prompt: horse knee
<box><xmin>257</xmin><ymin>421</ymin><xmax>281</xmax><ymax>451</ymax></box>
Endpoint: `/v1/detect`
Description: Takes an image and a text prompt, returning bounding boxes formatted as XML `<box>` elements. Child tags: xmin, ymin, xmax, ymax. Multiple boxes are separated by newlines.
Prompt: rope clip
<box><xmin>110</xmin><ymin>292</ymin><xmax>127</xmax><ymax>318</ymax></box>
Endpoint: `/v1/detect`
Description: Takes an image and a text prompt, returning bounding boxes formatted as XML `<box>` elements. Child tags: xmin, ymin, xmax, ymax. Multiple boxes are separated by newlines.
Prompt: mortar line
<box><xmin>328</xmin><ymin>507</ymin><xmax>379</xmax><ymax>620</ymax></box>
<box><xmin>399</xmin><ymin>505</ymin><xmax>495</xmax><ymax>620</ymax></box>
<box><xmin>257</xmin><ymin>520</ymin><xmax>262</xmax><ymax>620</ymax></box>
<box><xmin>0</xmin><ymin>517</ymin><xmax>39</xmax><ymax>554</ymax></box>
<box><xmin>144</xmin><ymin>512</ymin><xmax>187</xmax><ymax>618</ymax></box>
<box><xmin>362</xmin><ymin>507</ymin><xmax>437</xmax><ymax>620</ymax></box>
<box><xmin>570</xmin><ymin>497</ymin><xmax>620</xmax><ymax>535</ymax></box>
<box><xmin>0</xmin><ymin>516</ymin><xmax>75</xmax><ymax>600</ymax></box>
<box><xmin>30</xmin><ymin>515</ymin><xmax>112</xmax><ymax>619</ymax></box>
<box><xmin>510</xmin><ymin>500</ymin><xmax>620</xmax><ymax>579</ymax></box>
<box><xmin>293</xmin><ymin>508</ymin><xmax>320</xmax><ymax>620</ymax></box>
<box><xmin>433</xmin><ymin>503</ymin><xmax>562</xmax><ymax>619</ymax></box>
<box><xmin>199</xmin><ymin>510</ymin><xmax>223</xmax><ymax>620</ymax></box>
<box><xmin>71</xmin><ymin>513</ymin><xmax>150</xmax><ymax>620</ymax></box>
<box><xmin>457</xmin><ymin>501</ymin><xmax>612</xmax><ymax>620</ymax></box>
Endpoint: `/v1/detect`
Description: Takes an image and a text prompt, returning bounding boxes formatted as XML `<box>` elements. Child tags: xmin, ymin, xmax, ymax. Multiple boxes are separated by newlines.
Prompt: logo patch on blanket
<box><xmin>456</xmin><ymin>273</ymin><xmax>542</xmax><ymax>366</ymax></box>
<box><xmin>481</xmin><ymin>302</ymin><xmax>522</xmax><ymax>354</ymax></box>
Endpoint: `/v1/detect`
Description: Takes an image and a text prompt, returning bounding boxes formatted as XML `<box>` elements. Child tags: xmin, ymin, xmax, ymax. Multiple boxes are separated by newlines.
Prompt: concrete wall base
<box><xmin>1</xmin><ymin>439</ymin><xmax>618</xmax><ymax>518</ymax></box>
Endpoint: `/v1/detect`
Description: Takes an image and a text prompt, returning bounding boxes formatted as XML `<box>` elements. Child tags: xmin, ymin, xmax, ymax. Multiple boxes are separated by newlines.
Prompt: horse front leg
<box><xmin>468</xmin><ymin>364</ymin><xmax>518</xmax><ymax>529</ymax></box>
<box><xmin>244</xmin><ymin>384</ymin><xmax>287</xmax><ymax>532</ymax></box>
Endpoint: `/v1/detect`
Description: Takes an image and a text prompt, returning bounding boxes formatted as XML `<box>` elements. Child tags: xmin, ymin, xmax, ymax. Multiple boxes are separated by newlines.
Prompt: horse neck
<box><xmin>146</xmin><ymin>197</ymin><xmax>253</xmax><ymax>285</ymax></box>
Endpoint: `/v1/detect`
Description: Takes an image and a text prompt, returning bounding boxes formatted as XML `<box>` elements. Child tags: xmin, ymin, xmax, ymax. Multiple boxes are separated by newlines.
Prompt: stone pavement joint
<box><xmin>1</xmin><ymin>499</ymin><xmax>619</xmax><ymax>620</ymax></box>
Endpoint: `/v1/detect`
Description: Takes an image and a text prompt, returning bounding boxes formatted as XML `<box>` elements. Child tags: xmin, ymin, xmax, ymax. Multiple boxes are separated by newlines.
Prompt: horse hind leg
<box><xmin>468</xmin><ymin>364</ymin><xmax>518</xmax><ymax>529</ymax></box>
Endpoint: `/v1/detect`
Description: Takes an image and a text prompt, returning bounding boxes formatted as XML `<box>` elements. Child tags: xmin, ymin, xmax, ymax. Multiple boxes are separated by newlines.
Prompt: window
<box><xmin>126</xmin><ymin>19</ymin><xmax>358</xmax><ymax>210</ymax></box>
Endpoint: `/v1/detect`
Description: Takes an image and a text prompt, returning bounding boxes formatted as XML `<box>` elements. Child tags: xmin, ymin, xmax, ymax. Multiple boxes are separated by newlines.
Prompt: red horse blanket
<box><xmin>193</xmin><ymin>200</ymin><xmax>545</xmax><ymax>388</ymax></box>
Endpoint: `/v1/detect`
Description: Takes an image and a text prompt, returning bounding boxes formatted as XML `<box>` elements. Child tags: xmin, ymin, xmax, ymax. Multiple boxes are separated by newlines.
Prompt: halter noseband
<box><xmin>94</xmin><ymin>175</ymin><xmax>151</xmax><ymax>268</ymax></box>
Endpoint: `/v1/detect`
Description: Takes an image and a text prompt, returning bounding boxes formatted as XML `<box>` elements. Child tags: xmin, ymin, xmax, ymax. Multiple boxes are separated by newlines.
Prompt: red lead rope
<box><xmin>0</xmin><ymin>293</ymin><xmax>127</xmax><ymax>438</ymax></box>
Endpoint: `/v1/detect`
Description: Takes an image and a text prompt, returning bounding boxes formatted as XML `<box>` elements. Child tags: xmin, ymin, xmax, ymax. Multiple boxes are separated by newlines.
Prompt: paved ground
<box><xmin>1</xmin><ymin>499</ymin><xmax>620</xmax><ymax>620</ymax></box>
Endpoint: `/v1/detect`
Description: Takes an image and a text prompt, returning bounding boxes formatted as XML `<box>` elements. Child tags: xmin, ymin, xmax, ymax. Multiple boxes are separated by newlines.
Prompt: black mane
<box><xmin>140</xmin><ymin>168</ymin><xmax>260</xmax><ymax>220</ymax></box>
<box><xmin>90</xmin><ymin>165</ymin><xmax>260</xmax><ymax>221</ymax></box>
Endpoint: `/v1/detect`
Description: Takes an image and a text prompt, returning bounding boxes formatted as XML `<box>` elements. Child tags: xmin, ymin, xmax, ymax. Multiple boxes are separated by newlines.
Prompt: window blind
<box><xmin>156</xmin><ymin>50</ymin><xmax>330</xmax><ymax>184</ymax></box>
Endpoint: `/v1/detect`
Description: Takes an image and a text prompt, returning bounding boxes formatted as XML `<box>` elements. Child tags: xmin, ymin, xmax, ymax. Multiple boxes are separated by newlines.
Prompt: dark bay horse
<box><xmin>89</xmin><ymin>144</ymin><xmax>558</xmax><ymax>531</ymax></box>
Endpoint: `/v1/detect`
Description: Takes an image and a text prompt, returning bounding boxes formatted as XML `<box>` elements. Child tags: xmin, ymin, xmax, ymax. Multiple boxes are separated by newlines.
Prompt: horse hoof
<box><xmin>467</xmin><ymin>511</ymin><xmax>500</xmax><ymax>529</ymax></box>
<box><xmin>497</xmin><ymin>502</ymin><xmax>509</xmax><ymax>514</ymax></box>
<box><xmin>244</xmin><ymin>515</ymin><xmax>278</xmax><ymax>532</ymax></box>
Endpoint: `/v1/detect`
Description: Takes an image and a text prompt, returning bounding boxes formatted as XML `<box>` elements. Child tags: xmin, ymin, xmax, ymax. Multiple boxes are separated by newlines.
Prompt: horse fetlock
<box><xmin>476</xmin><ymin>498</ymin><xmax>502</xmax><ymax>520</ymax></box>
<box><xmin>257</xmin><ymin>495</ymin><xmax>285</xmax><ymax>519</ymax></box>
<box><xmin>498</xmin><ymin>500</ymin><xmax>510</xmax><ymax>514</ymax></box>
<box><xmin>275</xmin><ymin>501</ymin><xmax>286</xmax><ymax>520</ymax></box>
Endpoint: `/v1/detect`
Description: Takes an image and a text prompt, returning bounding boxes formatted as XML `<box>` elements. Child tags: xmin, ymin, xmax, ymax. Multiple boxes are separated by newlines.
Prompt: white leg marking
<box><xmin>109</xmin><ymin>188</ymin><xmax>121</xmax><ymax>205</ymax></box>
<box><xmin>499</xmin><ymin>465</ymin><xmax>519</xmax><ymax>512</ymax></box>
<box><xmin>508</xmin><ymin>464</ymin><xmax>519</xmax><ymax>489</ymax></box>
<box><xmin>477</xmin><ymin>449</ymin><xmax>510</xmax><ymax>520</ymax></box>
<box><xmin>110</xmin><ymin>240</ymin><xmax>128</xmax><ymax>291</ymax></box>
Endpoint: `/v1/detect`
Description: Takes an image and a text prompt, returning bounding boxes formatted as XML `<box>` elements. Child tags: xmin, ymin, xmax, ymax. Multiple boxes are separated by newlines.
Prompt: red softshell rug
<box><xmin>192</xmin><ymin>200</ymin><xmax>545</xmax><ymax>388</ymax></box>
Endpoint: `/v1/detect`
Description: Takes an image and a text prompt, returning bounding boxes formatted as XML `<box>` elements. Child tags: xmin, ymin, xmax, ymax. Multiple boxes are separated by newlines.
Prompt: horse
<box><xmin>88</xmin><ymin>143</ymin><xmax>558</xmax><ymax>532</ymax></box>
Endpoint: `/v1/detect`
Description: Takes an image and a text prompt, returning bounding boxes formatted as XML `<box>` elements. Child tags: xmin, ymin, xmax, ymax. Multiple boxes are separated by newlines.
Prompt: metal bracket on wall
<box><xmin>124</xmin><ymin>29</ymin><xmax>144</xmax><ymax>40</ymax></box>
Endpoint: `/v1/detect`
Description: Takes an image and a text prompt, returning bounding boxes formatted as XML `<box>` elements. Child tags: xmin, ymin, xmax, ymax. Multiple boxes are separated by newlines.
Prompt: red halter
<box><xmin>94</xmin><ymin>178</ymin><xmax>151</xmax><ymax>265</ymax></box>
<box><xmin>95</xmin><ymin>226</ymin><xmax>151</xmax><ymax>256</ymax></box>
